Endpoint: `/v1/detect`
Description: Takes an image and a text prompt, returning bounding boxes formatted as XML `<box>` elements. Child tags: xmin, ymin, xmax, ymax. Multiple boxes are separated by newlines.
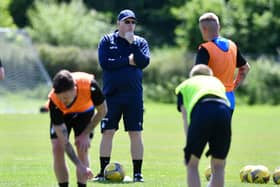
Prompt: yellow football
<box><xmin>273</xmin><ymin>167</ymin><xmax>280</xmax><ymax>184</ymax></box>
<box><xmin>204</xmin><ymin>166</ymin><xmax>211</xmax><ymax>181</ymax></box>
<box><xmin>104</xmin><ymin>162</ymin><xmax>125</xmax><ymax>182</ymax></box>
<box><xmin>240</xmin><ymin>165</ymin><xmax>255</xmax><ymax>183</ymax></box>
<box><xmin>247</xmin><ymin>165</ymin><xmax>270</xmax><ymax>184</ymax></box>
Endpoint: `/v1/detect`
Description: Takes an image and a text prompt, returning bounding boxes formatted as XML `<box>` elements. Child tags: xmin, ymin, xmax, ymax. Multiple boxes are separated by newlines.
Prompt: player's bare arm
<box><xmin>54</xmin><ymin>124</ymin><xmax>81</xmax><ymax>165</ymax></box>
<box><xmin>75</xmin><ymin>101</ymin><xmax>107</xmax><ymax>152</ymax></box>
<box><xmin>234</xmin><ymin>63</ymin><xmax>250</xmax><ymax>89</ymax></box>
<box><xmin>85</xmin><ymin>101</ymin><xmax>107</xmax><ymax>135</ymax></box>
<box><xmin>53</xmin><ymin>124</ymin><xmax>93</xmax><ymax>178</ymax></box>
<box><xmin>180</xmin><ymin>105</ymin><xmax>189</xmax><ymax>136</ymax></box>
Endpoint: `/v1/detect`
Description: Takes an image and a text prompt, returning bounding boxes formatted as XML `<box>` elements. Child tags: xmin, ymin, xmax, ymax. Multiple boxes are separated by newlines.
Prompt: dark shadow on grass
<box><xmin>91</xmin><ymin>180</ymin><xmax>134</xmax><ymax>184</ymax></box>
<box><xmin>91</xmin><ymin>176</ymin><xmax>134</xmax><ymax>185</ymax></box>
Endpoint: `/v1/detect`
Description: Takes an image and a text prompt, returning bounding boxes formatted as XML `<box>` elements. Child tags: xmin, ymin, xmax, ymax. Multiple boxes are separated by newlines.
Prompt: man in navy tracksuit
<box><xmin>94</xmin><ymin>9</ymin><xmax>150</xmax><ymax>182</ymax></box>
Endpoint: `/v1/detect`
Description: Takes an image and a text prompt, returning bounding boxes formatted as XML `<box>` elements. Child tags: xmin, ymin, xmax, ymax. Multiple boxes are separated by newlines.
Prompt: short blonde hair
<box><xmin>199</xmin><ymin>12</ymin><xmax>220</xmax><ymax>25</ymax></box>
<box><xmin>189</xmin><ymin>64</ymin><xmax>213</xmax><ymax>77</ymax></box>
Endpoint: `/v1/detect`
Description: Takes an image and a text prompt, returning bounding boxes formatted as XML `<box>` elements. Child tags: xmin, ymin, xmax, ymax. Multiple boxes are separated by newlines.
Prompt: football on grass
<box><xmin>240</xmin><ymin>165</ymin><xmax>254</xmax><ymax>183</ymax></box>
<box><xmin>247</xmin><ymin>165</ymin><xmax>270</xmax><ymax>184</ymax></box>
<box><xmin>104</xmin><ymin>162</ymin><xmax>125</xmax><ymax>182</ymax></box>
<box><xmin>273</xmin><ymin>167</ymin><xmax>280</xmax><ymax>184</ymax></box>
<box><xmin>204</xmin><ymin>166</ymin><xmax>211</xmax><ymax>181</ymax></box>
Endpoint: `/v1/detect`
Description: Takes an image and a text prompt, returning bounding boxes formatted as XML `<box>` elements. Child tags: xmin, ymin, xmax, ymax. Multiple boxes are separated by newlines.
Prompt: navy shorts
<box><xmin>184</xmin><ymin>99</ymin><xmax>232</xmax><ymax>164</ymax></box>
<box><xmin>100</xmin><ymin>97</ymin><xmax>144</xmax><ymax>133</ymax></box>
<box><xmin>50</xmin><ymin>110</ymin><xmax>94</xmax><ymax>139</ymax></box>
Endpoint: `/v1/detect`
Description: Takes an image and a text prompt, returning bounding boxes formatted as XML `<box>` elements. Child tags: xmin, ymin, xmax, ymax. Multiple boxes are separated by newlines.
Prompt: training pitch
<box><xmin>0</xmin><ymin>103</ymin><xmax>279</xmax><ymax>187</ymax></box>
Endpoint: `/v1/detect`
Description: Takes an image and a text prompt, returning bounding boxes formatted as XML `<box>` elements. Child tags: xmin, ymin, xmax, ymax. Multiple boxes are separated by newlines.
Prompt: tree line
<box><xmin>2</xmin><ymin>0</ymin><xmax>279</xmax><ymax>55</ymax></box>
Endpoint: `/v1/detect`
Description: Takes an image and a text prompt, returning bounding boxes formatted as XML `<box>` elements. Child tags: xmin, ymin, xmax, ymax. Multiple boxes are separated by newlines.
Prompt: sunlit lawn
<box><xmin>0</xmin><ymin>103</ymin><xmax>279</xmax><ymax>186</ymax></box>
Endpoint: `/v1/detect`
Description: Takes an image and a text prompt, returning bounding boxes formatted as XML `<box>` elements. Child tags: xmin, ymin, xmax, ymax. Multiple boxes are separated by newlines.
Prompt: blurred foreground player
<box><xmin>175</xmin><ymin>65</ymin><xmax>232</xmax><ymax>187</ymax></box>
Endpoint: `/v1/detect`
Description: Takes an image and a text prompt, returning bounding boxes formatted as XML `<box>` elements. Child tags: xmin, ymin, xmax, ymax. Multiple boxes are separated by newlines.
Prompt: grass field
<box><xmin>0</xmin><ymin>95</ymin><xmax>45</xmax><ymax>114</ymax></box>
<box><xmin>0</xmin><ymin>102</ymin><xmax>280</xmax><ymax>187</ymax></box>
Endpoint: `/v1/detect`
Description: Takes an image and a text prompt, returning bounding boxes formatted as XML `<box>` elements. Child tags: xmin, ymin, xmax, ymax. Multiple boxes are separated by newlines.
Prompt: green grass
<box><xmin>0</xmin><ymin>95</ymin><xmax>46</xmax><ymax>114</ymax></box>
<box><xmin>0</xmin><ymin>103</ymin><xmax>279</xmax><ymax>186</ymax></box>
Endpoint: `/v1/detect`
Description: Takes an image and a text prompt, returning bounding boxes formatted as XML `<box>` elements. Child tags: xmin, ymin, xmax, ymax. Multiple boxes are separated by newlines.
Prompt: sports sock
<box><xmin>100</xmin><ymin>157</ymin><xmax>110</xmax><ymax>175</ymax></box>
<box><xmin>77</xmin><ymin>182</ymin><xmax>86</xmax><ymax>187</ymax></box>
<box><xmin>133</xmin><ymin>159</ymin><xmax>143</xmax><ymax>175</ymax></box>
<box><xmin>58</xmin><ymin>182</ymin><xmax>68</xmax><ymax>187</ymax></box>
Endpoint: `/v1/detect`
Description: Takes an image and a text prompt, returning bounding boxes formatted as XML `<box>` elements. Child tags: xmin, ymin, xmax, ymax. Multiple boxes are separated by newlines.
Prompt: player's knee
<box><xmin>187</xmin><ymin>155</ymin><xmax>199</xmax><ymax>168</ymax></box>
<box><xmin>103</xmin><ymin>130</ymin><xmax>115</xmax><ymax>138</ymax></box>
<box><xmin>128</xmin><ymin>131</ymin><xmax>142</xmax><ymax>139</ymax></box>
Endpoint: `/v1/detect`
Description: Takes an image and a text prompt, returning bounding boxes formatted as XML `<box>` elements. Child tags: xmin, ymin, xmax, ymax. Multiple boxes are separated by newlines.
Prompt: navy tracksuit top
<box><xmin>98</xmin><ymin>31</ymin><xmax>150</xmax><ymax>99</ymax></box>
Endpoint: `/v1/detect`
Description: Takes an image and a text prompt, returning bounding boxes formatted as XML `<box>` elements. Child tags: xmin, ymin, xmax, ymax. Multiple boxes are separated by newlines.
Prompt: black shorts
<box><xmin>184</xmin><ymin>99</ymin><xmax>232</xmax><ymax>164</ymax></box>
<box><xmin>50</xmin><ymin>110</ymin><xmax>94</xmax><ymax>139</ymax></box>
<box><xmin>100</xmin><ymin>97</ymin><xmax>144</xmax><ymax>133</ymax></box>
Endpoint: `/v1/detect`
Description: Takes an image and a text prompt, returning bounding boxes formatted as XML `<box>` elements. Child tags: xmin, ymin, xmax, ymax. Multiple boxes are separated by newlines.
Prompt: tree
<box><xmin>0</xmin><ymin>0</ymin><xmax>16</xmax><ymax>27</ymax></box>
<box><xmin>171</xmin><ymin>0</ymin><xmax>226</xmax><ymax>50</ymax></box>
<box><xmin>9</xmin><ymin>0</ymin><xmax>187</xmax><ymax>47</ymax></box>
<box><xmin>9</xmin><ymin>0</ymin><xmax>34</xmax><ymax>27</ymax></box>
<box><xmin>9</xmin><ymin>0</ymin><xmax>70</xmax><ymax>28</ymax></box>
<box><xmin>225</xmin><ymin>0</ymin><xmax>280</xmax><ymax>54</ymax></box>
<box><xmin>27</xmin><ymin>0</ymin><xmax>112</xmax><ymax>48</ymax></box>
<box><xmin>173</xmin><ymin>0</ymin><xmax>280</xmax><ymax>55</ymax></box>
<box><xmin>83</xmin><ymin>0</ymin><xmax>186</xmax><ymax>46</ymax></box>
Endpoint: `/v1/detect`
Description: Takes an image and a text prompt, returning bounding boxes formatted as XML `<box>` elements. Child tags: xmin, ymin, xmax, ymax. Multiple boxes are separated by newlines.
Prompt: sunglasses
<box><xmin>124</xmin><ymin>20</ymin><xmax>136</xmax><ymax>24</ymax></box>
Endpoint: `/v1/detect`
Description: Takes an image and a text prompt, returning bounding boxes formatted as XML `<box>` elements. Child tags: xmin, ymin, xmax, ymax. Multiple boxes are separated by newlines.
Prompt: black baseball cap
<box><xmin>118</xmin><ymin>9</ymin><xmax>136</xmax><ymax>21</ymax></box>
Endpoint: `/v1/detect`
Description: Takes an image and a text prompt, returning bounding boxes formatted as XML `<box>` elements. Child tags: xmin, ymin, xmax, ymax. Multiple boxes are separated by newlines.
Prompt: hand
<box><xmin>75</xmin><ymin>133</ymin><xmax>91</xmax><ymax>152</ymax></box>
<box><xmin>77</xmin><ymin>164</ymin><xmax>94</xmax><ymax>179</ymax></box>
<box><xmin>85</xmin><ymin>167</ymin><xmax>94</xmax><ymax>179</ymax></box>
<box><xmin>124</xmin><ymin>32</ymin><xmax>135</xmax><ymax>44</ymax></box>
<box><xmin>129</xmin><ymin>54</ymin><xmax>136</xmax><ymax>66</ymax></box>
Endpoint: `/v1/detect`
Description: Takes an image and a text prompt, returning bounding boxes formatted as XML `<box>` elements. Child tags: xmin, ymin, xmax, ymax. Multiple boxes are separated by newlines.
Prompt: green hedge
<box><xmin>38</xmin><ymin>44</ymin><xmax>102</xmax><ymax>81</ymax></box>
<box><xmin>143</xmin><ymin>47</ymin><xmax>193</xmax><ymax>103</ymax></box>
<box><xmin>236</xmin><ymin>57</ymin><xmax>280</xmax><ymax>105</ymax></box>
<box><xmin>38</xmin><ymin>45</ymin><xmax>280</xmax><ymax>105</ymax></box>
